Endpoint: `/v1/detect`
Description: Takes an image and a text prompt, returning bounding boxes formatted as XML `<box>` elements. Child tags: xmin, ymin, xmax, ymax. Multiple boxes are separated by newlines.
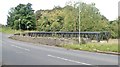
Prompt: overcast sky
<box><xmin>0</xmin><ymin>0</ymin><xmax>119</xmax><ymax>25</ymax></box>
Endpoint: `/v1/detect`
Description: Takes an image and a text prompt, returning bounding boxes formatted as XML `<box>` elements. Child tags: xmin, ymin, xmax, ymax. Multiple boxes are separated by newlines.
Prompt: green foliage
<box><xmin>108</xmin><ymin>20</ymin><xmax>118</xmax><ymax>38</ymax></box>
<box><xmin>7</xmin><ymin>3</ymin><xmax>36</xmax><ymax>30</ymax></box>
<box><xmin>35</xmin><ymin>2</ymin><xmax>110</xmax><ymax>32</ymax></box>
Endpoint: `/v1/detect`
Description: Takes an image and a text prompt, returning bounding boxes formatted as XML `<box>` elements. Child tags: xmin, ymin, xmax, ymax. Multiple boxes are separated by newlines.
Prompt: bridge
<box><xmin>14</xmin><ymin>31</ymin><xmax>110</xmax><ymax>42</ymax></box>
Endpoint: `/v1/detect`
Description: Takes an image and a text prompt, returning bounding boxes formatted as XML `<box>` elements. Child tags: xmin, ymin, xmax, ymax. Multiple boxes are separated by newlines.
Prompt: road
<box><xmin>1</xmin><ymin>33</ymin><xmax>119</xmax><ymax>65</ymax></box>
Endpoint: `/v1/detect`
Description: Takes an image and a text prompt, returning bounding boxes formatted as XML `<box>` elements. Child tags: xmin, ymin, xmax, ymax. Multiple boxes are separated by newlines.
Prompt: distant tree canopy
<box><xmin>7</xmin><ymin>2</ymin><xmax>119</xmax><ymax>38</ymax></box>
<box><xmin>7</xmin><ymin>3</ymin><xmax>36</xmax><ymax>30</ymax></box>
<box><xmin>35</xmin><ymin>2</ymin><xmax>110</xmax><ymax>31</ymax></box>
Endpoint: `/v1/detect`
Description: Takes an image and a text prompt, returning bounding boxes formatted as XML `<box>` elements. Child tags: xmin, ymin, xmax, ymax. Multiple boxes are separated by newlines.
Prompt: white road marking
<box><xmin>47</xmin><ymin>54</ymin><xmax>91</xmax><ymax>65</ymax></box>
<box><xmin>11</xmin><ymin>45</ymin><xmax>30</xmax><ymax>51</ymax></box>
<box><xmin>24</xmin><ymin>48</ymin><xmax>30</xmax><ymax>51</ymax></box>
<box><xmin>15</xmin><ymin>52</ymin><xmax>23</xmax><ymax>54</ymax></box>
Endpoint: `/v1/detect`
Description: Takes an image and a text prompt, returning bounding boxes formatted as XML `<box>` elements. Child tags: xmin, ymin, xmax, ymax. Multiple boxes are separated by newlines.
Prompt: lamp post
<box><xmin>78</xmin><ymin>2</ymin><xmax>81</xmax><ymax>44</ymax></box>
<box><xmin>19</xmin><ymin>19</ymin><xmax>21</xmax><ymax>35</ymax></box>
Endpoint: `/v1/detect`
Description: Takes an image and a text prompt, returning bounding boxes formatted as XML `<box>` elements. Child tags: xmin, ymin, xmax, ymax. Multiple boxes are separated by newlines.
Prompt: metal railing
<box><xmin>14</xmin><ymin>31</ymin><xmax>110</xmax><ymax>42</ymax></box>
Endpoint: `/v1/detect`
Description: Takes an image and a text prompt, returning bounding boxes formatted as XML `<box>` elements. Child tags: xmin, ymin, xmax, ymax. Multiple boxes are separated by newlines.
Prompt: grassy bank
<box><xmin>0</xmin><ymin>27</ymin><xmax>21</xmax><ymax>34</ymax></box>
<box><xmin>59</xmin><ymin>43</ymin><xmax>119</xmax><ymax>53</ymax></box>
<box><xmin>0</xmin><ymin>26</ymin><xmax>40</xmax><ymax>34</ymax></box>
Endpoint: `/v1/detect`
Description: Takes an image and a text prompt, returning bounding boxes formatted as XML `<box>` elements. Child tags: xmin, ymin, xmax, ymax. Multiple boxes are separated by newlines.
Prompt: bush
<box><xmin>80</xmin><ymin>38</ymin><xmax>86</xmax><ymax>44</ymax></box>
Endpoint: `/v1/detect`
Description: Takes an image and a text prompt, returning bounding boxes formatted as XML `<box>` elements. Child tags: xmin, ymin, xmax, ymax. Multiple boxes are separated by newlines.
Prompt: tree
<box><xmin>51</xmin><ymin>21</ymin><xmax>60</xmax><ymax>31</ymax></box>
<box><xmin>79</xmin><ymin>3</ymin><xmax>108</xmax><ymax>31</ymax></box>
<box><xmin>108</xmin><ymin>19</ymin><xmax>118</xmax><ymax>38</ymax></box>
<box><xmin>7</xmin><ymin>3</ymin><xmax>36</xmax><ymax>30</ymax></box>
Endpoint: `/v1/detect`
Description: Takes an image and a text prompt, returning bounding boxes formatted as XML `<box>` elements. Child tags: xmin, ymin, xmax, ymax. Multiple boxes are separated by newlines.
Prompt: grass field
<box><xmin>59</xmin><ymin>43</ymin><xmax>119</xmax><ymax>52</ymax></box>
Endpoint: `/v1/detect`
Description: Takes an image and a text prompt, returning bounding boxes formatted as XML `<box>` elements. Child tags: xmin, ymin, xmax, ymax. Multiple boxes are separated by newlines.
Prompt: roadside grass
<box><xmin>0</xmin><ymin>27</ymin><xmax>38</xmax><ymax>34</ymax></box>
<box><xmin>59</xmin><ymin>43</ymin><xmax>119</xmax><ymax>52</ymax></box>
<box><xmin>0</xmin><ymin>27</ymin><xmax>21</xmax><ymax>34</ymax></box>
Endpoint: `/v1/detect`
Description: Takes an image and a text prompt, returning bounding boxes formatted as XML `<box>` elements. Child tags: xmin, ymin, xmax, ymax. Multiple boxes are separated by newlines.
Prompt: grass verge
<box><xmin>0</xmin><ymin>27</ymin><xmax>38</xmax><ymax>34</ymax></box>
<box><xmin>59</xmin><ymin>43</ymin><xmax>119</xmax><ymax>53</ymax></box>
<box><xmin>0</xmin><ymin>27</ymin><xmax>21</xmax><ymax>34</ymax></box>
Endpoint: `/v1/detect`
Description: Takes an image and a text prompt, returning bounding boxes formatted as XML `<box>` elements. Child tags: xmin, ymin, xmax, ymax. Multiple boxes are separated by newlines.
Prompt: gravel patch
<box><xmin>9</xmin><ymin>35</ymin><xmax>78</xmax><ymax>46</ymax></box>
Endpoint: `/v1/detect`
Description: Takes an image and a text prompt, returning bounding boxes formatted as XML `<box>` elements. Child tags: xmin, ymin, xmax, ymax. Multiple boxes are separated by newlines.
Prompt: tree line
<box><xmin>7</xmin><ymin>2</ymin><xmax>119</xmax><ymax>38</ymax></box>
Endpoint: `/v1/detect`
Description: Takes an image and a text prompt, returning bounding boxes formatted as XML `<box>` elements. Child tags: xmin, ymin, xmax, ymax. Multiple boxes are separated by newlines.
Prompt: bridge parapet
<box><xmin>14</xmin><ymin>31</ymin><xmax>110</xmax><ymax>42</ymax></box>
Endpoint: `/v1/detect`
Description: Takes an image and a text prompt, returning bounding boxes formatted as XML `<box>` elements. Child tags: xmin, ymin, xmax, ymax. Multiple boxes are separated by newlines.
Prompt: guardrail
<box><xmin>14</xmin><ymin>32</ymin><xmax>110</xmax><ymax>42</ymax></box>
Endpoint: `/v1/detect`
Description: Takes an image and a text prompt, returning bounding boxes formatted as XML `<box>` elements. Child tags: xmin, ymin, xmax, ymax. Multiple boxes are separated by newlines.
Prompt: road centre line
<box><xmin>11</xmin><ymin>45</ymin><xmax>30</xmax><ymax>51</ymax></box>
<box><xmin>5</xmin><ymin>40</ymin><xmax>30</xmax><ymax>51</ymax></box>
<box><xmin>47</xmin><ymin>54</ymin><xmax>91</xmax><ymax>65</ymax></box>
